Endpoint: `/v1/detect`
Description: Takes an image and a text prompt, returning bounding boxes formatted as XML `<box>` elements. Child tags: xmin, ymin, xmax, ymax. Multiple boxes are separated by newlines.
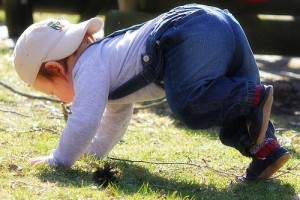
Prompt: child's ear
<box><xmin>44</xmin><ymin>61</ymin><xmax>67</xmax><ymax>76</ymax></box>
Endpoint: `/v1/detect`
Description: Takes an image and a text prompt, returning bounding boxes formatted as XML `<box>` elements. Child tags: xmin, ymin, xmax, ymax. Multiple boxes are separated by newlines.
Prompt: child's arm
<box><xmin>29</xmin><ymin>102</ymin><xmax>133</xmax><ymax>168</ymax></box>
<box><xmin>84</xmin><ymin>103</ymin><xmax>134</xmax><ymax>157</ymax></box>
<box><xmin>47</xmin><ymin>68</ymin><xmax>108</xmax><ymax>167</ymax></box>
<box><xmin>44</xmin><ymin>103</ymin><xmax>133</xmax><ymax>168</ymax></box>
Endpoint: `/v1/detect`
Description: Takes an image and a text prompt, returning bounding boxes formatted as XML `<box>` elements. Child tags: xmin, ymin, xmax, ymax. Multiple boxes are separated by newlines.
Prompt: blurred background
<box><xmin>0</xmin><ymin>0</ymin><xmax>299</xmax><ymax>55</ymax></box>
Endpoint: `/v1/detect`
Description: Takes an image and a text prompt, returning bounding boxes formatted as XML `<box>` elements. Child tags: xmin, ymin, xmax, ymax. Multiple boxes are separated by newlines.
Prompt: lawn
<box><xmin>0</xmin><ymin>12</ymin><xmax>299</xmax><ymax>200</ymax></box>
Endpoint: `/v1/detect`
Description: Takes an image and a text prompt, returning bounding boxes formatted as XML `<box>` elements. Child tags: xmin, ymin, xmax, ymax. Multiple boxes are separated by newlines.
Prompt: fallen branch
<box><xmin>107</xmin><ymin>156</ymin><xmax>300</xmax><ymax>180</ymax></box>
<box><xmin>201</xmin><ymin>158</ymin><xmax>241</xmax><ymax>179</ymax></box>
<box><xmin>134</xmin><ymin>99</ymin><xmax>167</xmax><ymax>110</ymax></box>
<box><xmin>107</xmin><ymin>156</ymin><xmax>240</xmax><ymax>179</ymax></box>
<box><xmin>0</xmin><ymin>108</ymin><xmax>30</xmax><ymax>117</ymax></box>
<box><xmin>0</xmin><ymin>80</ymin><xmax>60</xmax><ymax>103</ymax></box>
<box><xmin>272</xmin><ymin>162</ymin><xmax>300</xmax><ymax>179</ymax></box>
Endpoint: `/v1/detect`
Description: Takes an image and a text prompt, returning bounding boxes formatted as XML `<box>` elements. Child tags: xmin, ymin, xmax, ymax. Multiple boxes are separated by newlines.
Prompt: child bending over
<box><xmin>13</xmin><ymin>4</ymin><xmax>290</xmax><ymax>180</ymax></box>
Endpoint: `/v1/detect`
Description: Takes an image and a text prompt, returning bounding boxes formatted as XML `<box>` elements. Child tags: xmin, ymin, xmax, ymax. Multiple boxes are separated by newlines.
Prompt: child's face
<box><xmin>34</xmin><ymin>34</ymin><xmax>95</xmax><ymax>103</ymax></box>
<box><xmin>34</xmin><ymin>65</ymin><xmax>75</xmax><ymax>103</ymax></box>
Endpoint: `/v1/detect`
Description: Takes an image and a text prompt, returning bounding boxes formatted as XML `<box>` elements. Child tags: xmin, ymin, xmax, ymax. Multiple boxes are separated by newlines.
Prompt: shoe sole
<box><xmin>258</xmin><ymin>153</ymin><xmax>290</xmax><ymax>179</ymax></box>
<box><xmin>256</xmin><ymin>86</ymin><xmax>274</xmax><ymax>145</ymax></box>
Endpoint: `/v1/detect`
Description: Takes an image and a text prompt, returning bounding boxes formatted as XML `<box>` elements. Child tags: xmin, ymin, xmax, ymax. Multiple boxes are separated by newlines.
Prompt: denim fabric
<box><xmin>219</xmin><ymin>118</ymin><xmax>277</xmax><ymax>157</ymax></box>
<box><xmin>143</xmin><ymin>4</ymin><xmax>276</xmax><ymax>156</ymax></box>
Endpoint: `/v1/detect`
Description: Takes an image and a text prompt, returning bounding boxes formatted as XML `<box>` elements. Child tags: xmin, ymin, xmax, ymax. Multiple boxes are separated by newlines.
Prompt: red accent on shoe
<box><xmin>253</xmin><ymin>85</ymin><xmax>262</xmax><ymax>106</ymax></box>
<box><xmin>255</xmin><ymin>139</ymin><xmax>281</xmax><ymax>160</ymax></box>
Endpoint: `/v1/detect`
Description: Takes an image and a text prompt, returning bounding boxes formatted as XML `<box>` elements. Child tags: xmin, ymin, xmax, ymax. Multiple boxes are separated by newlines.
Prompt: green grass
<box><xmin>0</xmin><ymin>12</ymin><xmax>299</xmax><ymax>200</ymax></box>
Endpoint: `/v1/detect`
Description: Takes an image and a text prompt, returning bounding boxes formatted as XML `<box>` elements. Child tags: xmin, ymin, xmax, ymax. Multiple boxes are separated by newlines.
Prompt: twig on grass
<box><xmin>0</xmin><ymin>108</ymin><xmax>30</xmax><ymax>117</ymax></box>
<box><xmin>28</xmin><ymin>127</ymin><xmax>58</xmax><ymax>134</ymax></box>
<box><xmin>0</xmin><ymin>80</ymin><xmax>60</xmax><ymax>103</ymax></box>
<box><xmin>271</xmin><ymin>162</ymin><xmax>300</xmax><ymax>179</ymax></box>
<box><xmin>107</xmin><ymin>157</ymin><xmax>300</xmax><ymax>180</ymax></box>
<box><xmin>201</xmin><ymin>158</ymin><xmax>241</xmax><ymax>179</ymax></box>
<box><xmin>134</xmin><ymin>99</ymin><xmax>167</xmax><ymax>110</ymax></box>
<box><xmin>108</xmin><ymin>156</ymin><xmax>300</xmax><ymax>180</ymax></box>
<box><xmin>107</xmin><ymin>156</ymin><xmax>241</xmax><ymax>179</ymax></box>
<box><xmin>108</xmin><ymin>156</ymin><xmax>204</xmax><ymax>167</ymax></box>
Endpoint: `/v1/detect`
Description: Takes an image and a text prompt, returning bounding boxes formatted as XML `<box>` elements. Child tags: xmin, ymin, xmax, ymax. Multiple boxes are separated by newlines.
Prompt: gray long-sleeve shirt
<box><xmin>49</xmin><ymin>16</ymin><xmax>165</xmax><ymax>167</ymax></box>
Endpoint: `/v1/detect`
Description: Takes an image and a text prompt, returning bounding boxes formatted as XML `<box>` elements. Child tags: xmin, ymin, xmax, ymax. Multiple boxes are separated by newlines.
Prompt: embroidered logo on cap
<box><xmin>47</xmin><ymin>21</ymin><xmax>64</xmax><ymax>30</ymax></box>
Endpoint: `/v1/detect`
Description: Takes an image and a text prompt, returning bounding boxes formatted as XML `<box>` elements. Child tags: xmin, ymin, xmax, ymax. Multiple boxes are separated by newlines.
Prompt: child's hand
<box><xmin>28</xmin><ymin>155</ymin><xmax>52</xmax><ymax>166</ymax></box>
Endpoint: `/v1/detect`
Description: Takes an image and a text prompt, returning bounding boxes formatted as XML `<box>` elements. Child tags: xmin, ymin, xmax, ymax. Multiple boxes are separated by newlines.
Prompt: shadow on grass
<box><xmin>37</xmin><ymin>162</ymin><xmax>297</xmax><ymax>199</ymax></box>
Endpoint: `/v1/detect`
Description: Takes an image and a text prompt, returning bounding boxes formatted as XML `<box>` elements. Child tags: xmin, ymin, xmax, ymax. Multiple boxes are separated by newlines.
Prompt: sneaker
<box><xmin>244</xmin><ymin>139</ymin><xmax>290</xmax><ymax>180</ymax></box>
<box><xmin>248</xmin><ymin>85</ymin><xmax>274</xmax><ymax>144</ymax></box>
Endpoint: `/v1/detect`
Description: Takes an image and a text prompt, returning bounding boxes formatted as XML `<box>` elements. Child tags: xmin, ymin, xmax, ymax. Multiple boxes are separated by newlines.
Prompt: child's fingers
<box><xmin>28</xmin><ymin>159</ymin><xmax>41</xmax><ymax>166</ymax></box>
<box><xmin>28</xmin><ymin>157</ymin><xmax>47</xmax><ymax>166</ymax></box>
<box><xmin>32</xmin><ymin>160</ymin><xmax>46</xmax><ymax>166</ymax></box>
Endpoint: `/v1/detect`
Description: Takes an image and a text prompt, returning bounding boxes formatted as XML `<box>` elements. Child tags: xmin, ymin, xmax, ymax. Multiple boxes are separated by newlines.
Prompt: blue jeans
<box><xmin>144</xmin><ymin>4</ymin><xmax>276</xmax><ymax>157</ymax></box>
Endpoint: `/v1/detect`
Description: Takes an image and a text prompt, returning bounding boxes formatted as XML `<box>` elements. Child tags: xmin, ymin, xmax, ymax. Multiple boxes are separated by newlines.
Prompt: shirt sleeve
<box><xmin>49</xmin><ymin>61</ymin><xmax>110</xmax><ymax>168</ymax></box>
<box><xmin>85</xmin><ymin>103</ymin><xmax>133</xmax><ymax>157</ymax></box>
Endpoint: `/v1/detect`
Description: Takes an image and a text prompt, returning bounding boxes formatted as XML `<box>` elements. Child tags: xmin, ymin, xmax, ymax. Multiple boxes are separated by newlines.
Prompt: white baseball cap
<box><xmin>13</xmin><ymin>17</ymin><xmax>104</xmax><ymax>87</ymax></box>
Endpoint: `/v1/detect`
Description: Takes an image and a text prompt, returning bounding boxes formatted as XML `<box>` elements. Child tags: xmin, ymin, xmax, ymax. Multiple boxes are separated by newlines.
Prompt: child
<box><xmin>13</xmin><ymin>4</ymin><xmax>290</xmax><ymax>180</ymax></box>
